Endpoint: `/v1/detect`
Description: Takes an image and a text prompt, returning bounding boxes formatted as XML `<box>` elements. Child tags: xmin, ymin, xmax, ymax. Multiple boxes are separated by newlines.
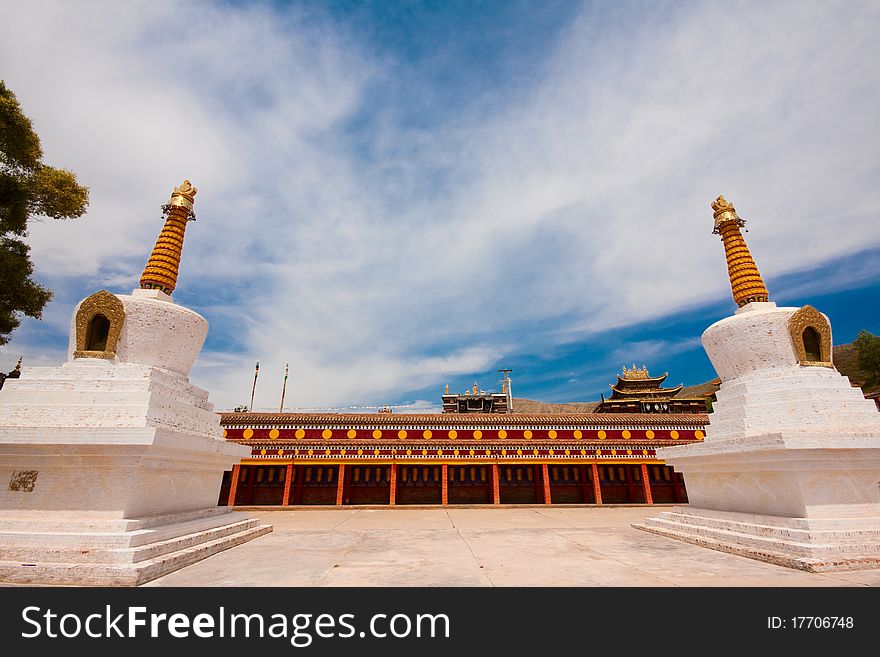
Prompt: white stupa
<box><xmin>0</xmin><ymin>180</ymin><xmax>270</xmax><ymax>585</ymax></box>
<box><xmin>635</xmin><ymin>196</ymin><xmax>880</xmax><ymax>571</ymax></box>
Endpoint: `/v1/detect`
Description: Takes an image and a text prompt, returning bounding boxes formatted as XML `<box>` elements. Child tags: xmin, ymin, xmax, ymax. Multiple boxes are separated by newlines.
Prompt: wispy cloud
<box><xmin>2</xmin><ymin>1</ymin><xmax>879</xmax><ymax>409</ymax></box>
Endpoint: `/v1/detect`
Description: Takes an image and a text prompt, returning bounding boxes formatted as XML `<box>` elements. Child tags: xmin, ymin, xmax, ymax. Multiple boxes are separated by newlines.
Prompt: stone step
<box><xmin>124</xmin><ymin>518</ymin><xmax>267</xmax><ymax>563</ymax></box>
<box><xmin>654</xmin><ymin>511</ymin><xmax>880</xmax><ymax>544</ymax></box>
<box><xmin>0</xmin><ymin>517</ymin><xmax>265</xmax><ymax>564</ymax></box>
<box><xmin>633</xmin><ymin>520</ymin><xmax>880</xmax><ymax>573</ymax></box>
<box><xmin>0</xmin><ymin>506</ymin><xmax>231</xmax><ymax>533</ymax></box>
<box><xmin>0</xmin><ymin>523</ymin><xmax>272</xmax><ymax>586</ymax></box>
<box><xmin>640</xmin><ymin>515</ymin><xmax>880</xmax><ymax>558</ymax></box>
<box><xmin>0</xmin><ymin>512</ymin><xmax>259</xmax><ymax>550</ymax></box>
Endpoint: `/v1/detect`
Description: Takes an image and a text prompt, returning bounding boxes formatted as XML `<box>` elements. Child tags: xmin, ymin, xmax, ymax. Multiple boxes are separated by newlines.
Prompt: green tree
<box><xmin>0</xmin><ymin>80</ymin><xmax>88</xmax><ymax>345</ymax></box>
<box><xmin>853</xmin><ymin>329</ymin><xmax>880</xmax><ymax>386</ymax></box>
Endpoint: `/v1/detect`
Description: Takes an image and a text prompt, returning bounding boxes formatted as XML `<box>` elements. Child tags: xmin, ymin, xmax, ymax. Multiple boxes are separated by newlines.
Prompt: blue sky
<box><xmin>1</xmin><ymin>1</ymin><xmax>879</xmax><ymax>411</ymax></box>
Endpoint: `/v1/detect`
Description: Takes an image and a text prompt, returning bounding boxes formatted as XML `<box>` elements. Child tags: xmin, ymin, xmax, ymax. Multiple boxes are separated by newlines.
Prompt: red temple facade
<box><xmin>218</xmin><ymin>410</ymin><xmax>705</xmax><ymax>507</ymax></box>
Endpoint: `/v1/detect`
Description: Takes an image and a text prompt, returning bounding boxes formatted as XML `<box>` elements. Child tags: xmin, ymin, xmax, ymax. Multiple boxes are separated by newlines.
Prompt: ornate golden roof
<box><xmin>711</xmin><ymin>196</ymin><xmax>769</xmax><ymax>307</ymax></box>
<box><xmin>219</xmin><ymin>412</ymin><xmax>709</xmax><ymax>428</ymax></box>
<box><xmin>621</xmin><ymin>364</ymin><xmax>649</xmax><ymax>380</ymax></box>
<box><xmin>139</xmin><ymin>180</ymin><xmax>197</xmax><ymax>295</ymax></box>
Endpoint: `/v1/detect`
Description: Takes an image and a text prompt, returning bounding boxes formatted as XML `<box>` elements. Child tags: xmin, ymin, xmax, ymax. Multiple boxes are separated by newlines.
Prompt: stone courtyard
<box><xmin>145</xmin><ymin>507</ymin><xmax>880</xmax><ymax>587</ymax></box>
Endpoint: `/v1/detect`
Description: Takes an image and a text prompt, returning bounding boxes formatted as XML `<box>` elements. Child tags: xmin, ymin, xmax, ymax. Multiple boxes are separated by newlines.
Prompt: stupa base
<box><xmin>0</xmin><ymin>507</ymin><xmax>271</xmax><ymax>586</ymax></box>
<box><xmin>634</xmin><ymin>507</ymin><xmax>880</xmax><ymax>572</ymax></box>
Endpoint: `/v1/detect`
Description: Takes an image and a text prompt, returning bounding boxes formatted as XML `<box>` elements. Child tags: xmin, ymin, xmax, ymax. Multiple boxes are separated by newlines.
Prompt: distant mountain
<box><xmin>512</xmin><ymin>341</ymin><xmax>875</xmax><ymax>414</ymax></box>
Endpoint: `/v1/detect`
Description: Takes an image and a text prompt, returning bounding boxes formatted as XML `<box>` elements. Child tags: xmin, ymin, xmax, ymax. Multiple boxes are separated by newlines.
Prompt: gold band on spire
<box><xmin>139</xmin><ymin>180</ymin><xmax>197</xmax><ymax>295</ymax></box>
<box><xmin>711</xmin><ymin>196</ymin><xmax>769</xmax><ymax>307</ymax></box>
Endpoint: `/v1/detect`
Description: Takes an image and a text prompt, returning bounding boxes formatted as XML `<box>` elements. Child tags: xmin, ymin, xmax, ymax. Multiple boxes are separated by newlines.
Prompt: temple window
<box><xmin>803</xmin><ymin>327</ymin><xmax>821</xmax><ymax>362</ymax></box>
<box><xmin>85</xmin><ymin>314</ymin><xmax>110</xmax><ymax>351</ymax></box>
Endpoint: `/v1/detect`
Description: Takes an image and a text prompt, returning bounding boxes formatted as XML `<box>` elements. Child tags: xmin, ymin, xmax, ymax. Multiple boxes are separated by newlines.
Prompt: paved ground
<box><xmin>145</xmin><ymin>507</ymin><xmax>880</xmax><ymax>587</ymax></box>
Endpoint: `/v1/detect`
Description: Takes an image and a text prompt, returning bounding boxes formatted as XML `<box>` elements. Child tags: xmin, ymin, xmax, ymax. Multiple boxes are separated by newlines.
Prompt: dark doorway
<box><xmin>86</xmin><ymin>314</ymin><xmax>110</xmax><ymax>351</ymax></box>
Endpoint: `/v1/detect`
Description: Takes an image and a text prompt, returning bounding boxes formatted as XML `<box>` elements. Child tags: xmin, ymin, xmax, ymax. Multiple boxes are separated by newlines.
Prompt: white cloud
<box><xmin>2</xmin><ymin>1</ymin><xmax>879</xmax><ymax>406</ymax></box>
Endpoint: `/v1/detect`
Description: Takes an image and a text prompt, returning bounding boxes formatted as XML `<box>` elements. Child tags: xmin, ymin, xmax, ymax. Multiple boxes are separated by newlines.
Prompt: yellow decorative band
<box><xmin>169</xmin><ymin>196</ymin><xmax>194</xmax><ymax>210</ymax></box>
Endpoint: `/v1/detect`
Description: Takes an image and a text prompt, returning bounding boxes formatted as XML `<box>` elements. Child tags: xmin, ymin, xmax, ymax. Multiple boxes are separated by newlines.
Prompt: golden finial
<box><xmin>139</xmin><ymin>180</ymin><xmax>198</xmax><ymax>295</ymax></box>
<box><xmin>622</xmin><ymin>364</ymin><xmax>650</xmax><ymax>380</ymax></box>
<box><xmin>711</xmin><ymin>196</ymin><xmax>769</xmax><ymax>307</ymax></box>
<box><xmin>445</xmin><ymin>383</ymin><xmax>449</xmax><ymax>395</ymax></box>
<box><xmin>171</xmin><ymin>180</ymin><xmax>197</xmax><ymax>205</ymax></box>
<box><xmin>711</xmin><ymin>195</ymin><xmax>739</xmax><ymax>230</ymax></box>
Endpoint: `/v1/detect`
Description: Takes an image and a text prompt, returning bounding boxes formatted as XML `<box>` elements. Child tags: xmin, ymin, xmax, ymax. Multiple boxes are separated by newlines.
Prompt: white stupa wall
<box><xmin>701</xmin><ymin>302</ymin><xmax>878</xmax><ymax>441</ymax></box>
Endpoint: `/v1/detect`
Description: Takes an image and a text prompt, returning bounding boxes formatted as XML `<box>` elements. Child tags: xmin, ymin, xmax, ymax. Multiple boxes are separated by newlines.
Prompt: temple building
<box><xmin>217</xmin><ymin>385</ymin><xmax>705</xmax><ymax>507</ymax></box>
<box><xmin>442</xmin><ymin>379</ymin><xmax>512</xmax><ymax>414</ymax></box>
<box><xmin>596</xmin><ymin>365</ymin><xmax>707</xmax><ymax>414</ymax></box>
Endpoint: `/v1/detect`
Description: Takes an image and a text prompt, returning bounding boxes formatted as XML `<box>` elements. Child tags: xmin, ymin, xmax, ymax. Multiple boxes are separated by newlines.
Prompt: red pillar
<box><xmin>641</xmin><ymin>463</ymin><xmax>654</xmax><ymax>505</ymax></box>
<box><xmin>281</xmin><ymin>463</ymin><xmax>294</xmax><ymax>506</ymax></box>
<box><xmin>336</xmin><ymin>464</ymin><xmax>345</xmax><ymax>507</ymax></box>
<box><xmin>492</xmin><ymin>463</ymin><xmax>500</xmax><ymax>506</ymax></box>
<box><xmin>389</xmin><ymin>463</ymin><xmax>397</xmax><ymax>506</ymax></box>
<box><xmin>592</xmin><ymin>463</ymin><xmax>602</xmax><ymax>505</ymax></box>
<box><xmin>227</xmin><ymin>464</ymin><xmax>241</xmax><ymax>507</ymax></box>
<box><xmin>441</xmin><ymin>464</ymin><xmax>449</xmax><ymax>506</ymax></box>
<box><xmin>542</xmin><ymin>463</ymin><xmax>551</xmax><ymax>505</ymax></box>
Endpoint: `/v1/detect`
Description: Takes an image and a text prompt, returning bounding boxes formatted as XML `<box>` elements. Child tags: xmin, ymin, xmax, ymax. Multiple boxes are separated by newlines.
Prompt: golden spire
<box><xmin>139</xmin><ymin>180</ymin><xmax>197</xmax><ymax>295</ymax></box>
<box><xmin>712</xmin><ymin>196</ymin><xmax>769</xmax><ymax>307</ymax></box>
<box><xmin>622</xmin><ymin>364</ymin><xmax>650</xmax><ymax>380</ymax></box>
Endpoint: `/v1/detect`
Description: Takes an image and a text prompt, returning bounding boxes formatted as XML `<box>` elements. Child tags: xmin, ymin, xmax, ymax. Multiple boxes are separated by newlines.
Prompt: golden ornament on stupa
<box><xmin>711</xmin><ymin>195</ymin><xmax>769</xmax><ymax>307</ymax></box>
<box><xmin>139</xmin><ymin>180</ymin><xmax>197</xmax><ymax>295</ymax></box>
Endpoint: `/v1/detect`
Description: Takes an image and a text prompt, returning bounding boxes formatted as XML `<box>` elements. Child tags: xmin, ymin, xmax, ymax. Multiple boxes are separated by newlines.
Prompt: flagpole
<box><xmin>249</xmin><ymin>361</ymin><xmax>260</xmax><ymax>412</ymax></box>
<box><xmin>279</xmin><ymin>363</ymin><xmax>289</xmax><ymax>413</ymax></box>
